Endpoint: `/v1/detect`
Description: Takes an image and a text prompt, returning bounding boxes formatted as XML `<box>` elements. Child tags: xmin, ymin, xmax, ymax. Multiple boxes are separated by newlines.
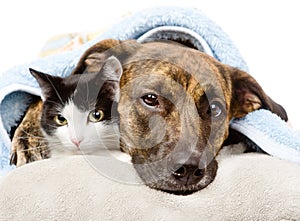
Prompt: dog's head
<box><xmin>73</xmin><ymin>39</ymin><xmax>287</xmax><ymax>195</ymax></box>
<box><xmin>117</xmin><ymin>41</ymin><xmax>287</xmax><ymax>194</ymax></box>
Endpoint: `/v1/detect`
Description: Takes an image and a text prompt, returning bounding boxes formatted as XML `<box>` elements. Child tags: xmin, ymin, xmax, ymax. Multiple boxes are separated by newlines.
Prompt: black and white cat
<box><xmin>30</xmin><ymin>56</ymin><xmax>122</xmax><ymax>157</ymax></box>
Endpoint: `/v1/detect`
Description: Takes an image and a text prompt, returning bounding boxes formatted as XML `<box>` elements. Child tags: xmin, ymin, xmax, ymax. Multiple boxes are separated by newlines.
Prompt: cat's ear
<box><xmin>99</xmin><ymin>56</ymin><xmax>123</xmax><ymax>82</ymax></box>
<box><xmin>29</xmin><ymin>68</ymin><xmax>55</xmax><ymax>100</ymax></box>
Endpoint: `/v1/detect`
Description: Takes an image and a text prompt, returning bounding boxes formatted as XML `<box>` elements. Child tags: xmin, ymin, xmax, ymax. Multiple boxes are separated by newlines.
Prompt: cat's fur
<box><xmin>29</xmin><ymin>56</ymin><xmax>122</xmax><ymax>158</ymax></box>
<box><xmin>10</xmin><ymin>98</ymin><xmax>50</xmax><ymax>166</ymax></box>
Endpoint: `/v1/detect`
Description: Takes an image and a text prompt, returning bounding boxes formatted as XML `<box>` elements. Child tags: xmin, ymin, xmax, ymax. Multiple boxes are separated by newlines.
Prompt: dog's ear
<box><xmin>71</xmin><ymin>39</ymin><xmax>138</xmax><ymax>76</ymax></box>
<box><xmin>71</xmin><ymin>39</ymin><xmax>123</xmax><ymax>75</ymax></box>
<box><xmin>230</xmin><ymin>68</ymin><xmax>288</xmax><ymax>121</ymax></box>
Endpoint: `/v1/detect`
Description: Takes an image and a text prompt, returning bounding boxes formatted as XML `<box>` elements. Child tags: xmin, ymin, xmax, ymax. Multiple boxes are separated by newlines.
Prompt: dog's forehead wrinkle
<box><xmin>122</xmin><ymin>59</ymin><xmax>218</xmax><ymax>105</ymax></box>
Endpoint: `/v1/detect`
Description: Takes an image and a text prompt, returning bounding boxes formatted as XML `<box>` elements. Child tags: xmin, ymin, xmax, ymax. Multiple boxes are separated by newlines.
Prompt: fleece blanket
<box><xmin>1</xmin><ymin>145</ymin><xmax>300</xmax><ymax>220</ymax></box>
<box><xmin>0</xmin><ymin>6</ymin><xmax>249</xmax><ymax>175</ymax></box>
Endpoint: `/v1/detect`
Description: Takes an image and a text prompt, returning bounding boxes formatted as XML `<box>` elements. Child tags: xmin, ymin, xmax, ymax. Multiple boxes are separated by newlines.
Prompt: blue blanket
<box><xmin>0</xmin><ymin>6</ymin><xmax>299</xmax><ymax>175</ymax></box>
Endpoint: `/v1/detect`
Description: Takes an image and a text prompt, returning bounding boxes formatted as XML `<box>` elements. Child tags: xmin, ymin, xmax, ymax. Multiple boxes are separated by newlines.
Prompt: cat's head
<box><xmin>30</xmin><ymin>56</ymin><xmax>122</xmax><ymax>157</ymax></box>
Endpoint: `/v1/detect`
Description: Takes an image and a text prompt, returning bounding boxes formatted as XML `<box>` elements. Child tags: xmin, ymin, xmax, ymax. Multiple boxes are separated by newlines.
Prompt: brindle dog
<box><xmin>11</xmin><ymin>39</ymin><xmax>287</xmax><ymax>195</ymax></box>
<box><xmin>116</xmin><ymin>41</ymin><xmax>287</xmax><ymax>194</ymax></box>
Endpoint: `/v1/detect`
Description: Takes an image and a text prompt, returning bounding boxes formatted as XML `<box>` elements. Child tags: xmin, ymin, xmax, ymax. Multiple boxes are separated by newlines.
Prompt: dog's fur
<box><xmin>11</xmin><ymin>39</ymin><xmax>287</xmax><ymax>195</ymax></box>
<box><xmin>117</xmin><ymin>41</ymin><xmax>287</xmax><ymax>194</ymax></box>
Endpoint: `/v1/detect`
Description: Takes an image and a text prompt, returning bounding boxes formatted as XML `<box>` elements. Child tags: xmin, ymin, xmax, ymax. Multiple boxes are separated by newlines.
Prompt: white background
<box><xmin>0</xmin><ymin>0</ymin><xmax>299</xmax><ymax>129</ymax></box>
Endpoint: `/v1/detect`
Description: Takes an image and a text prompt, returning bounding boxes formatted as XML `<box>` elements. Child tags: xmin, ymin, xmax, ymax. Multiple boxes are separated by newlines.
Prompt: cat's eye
<box><xmin>207</xmin><ymin>100</ymin><xmax>224</xmax><ymax>118</ymax></box>
<box><xmin>89</xmin><ymin>109</ymin><xmax>104</xmax><ymax>122</ymax></box>
<box><xmin>141</xmin><ymin>94</ymin><xmax>159</xmax><ymax>107</ymax></box>
<box><xmin>54</xmin><ymin>114</ymin><xmax>68</xmax><ymax>126</ymax></box>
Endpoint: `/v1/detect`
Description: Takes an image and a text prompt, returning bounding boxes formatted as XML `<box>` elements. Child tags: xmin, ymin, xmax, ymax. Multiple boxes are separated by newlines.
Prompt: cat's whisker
<box><xmin>98</xmin><ymin>140</ymin><xmax>120</xmax><ymax>145</ymax></box>
<box><xmin>44</xmin><ymin>77</ymin><xmax>64</xmax><ymax>105</ymax></box>
<box><xmin>16</xmin><ymin>139</ymin><xmax>49</xmax><ymax>146</ymax></box>
<box><xmin>54</xmin><ymin>106</ymin><xmax>63</xmax><ymax>114</ymax></box>
<box><xmin>47</xmin><ymin>139</ymin><xmax>66</xmax><ymax>145</ymax></box>
<box><xmin>90</xmin><ymin>135</ymin><xmax>119</xmax><ymax>141</ymax></box>
<box><xmin>46</xmin><ymin>100</ymin><xmax>61</xmax><ymax>106</ymax></box>
<box><xmin>16</xmin><ymin>135</ymin><xmax>47</xmax><ymax>141</ymax></box>
<box><xmin>19</xmin><ymin>129</ymin><xmax>43</xmax><ymax>137</ymax></box>
<box><xmin>16</xmin><ymin>133</ymin><xmax>44</xmax><ymax>138</ymax></box>
<box><xmin>15</xmin><ymin>145</ymin><xmax>48</xmax><ymax>153</ymax></box>
<box><xmin>29</xmin><ymin>61</ymin><xmax>122</xmax><ymax>159</ymax></box>
<box><xmin>99</xmin><ymin>133</ymin><xmax>120</xmax><ymax>137</ymax></box>
<box><xmin>97</xmin><ymin>132</ymin><xmax>120</xmax><ymax>137</ymax></box>
<box><xmin>43</xmin><ymin>124</ymin><xmax>58</xmax><ymax>129</ymax></box>
<box><xmin>101</xmin><ymin>137</ymin><xmax>120</xmax><ymax>142</ymax></box>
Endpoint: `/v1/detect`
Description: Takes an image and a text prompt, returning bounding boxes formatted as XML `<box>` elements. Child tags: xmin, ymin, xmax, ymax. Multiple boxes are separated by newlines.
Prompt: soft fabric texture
<box><xmin>0</xmin><ymin>6</ymin><xmax>248</xmax><ymax>175</ymax></box>
<box><xmin>0</xmin><ymin>147</ymin><xmax>300</xmax><ymax>220</ymax></box>
<box><xmin>231</xmin><ymin>109</ymin><xmax>300</xmax><ymax>165</ymax></box>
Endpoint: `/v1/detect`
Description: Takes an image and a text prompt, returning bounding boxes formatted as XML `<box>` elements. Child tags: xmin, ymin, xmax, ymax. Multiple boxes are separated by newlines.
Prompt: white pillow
<box><xmin>1</xmin><ymin>149</ymin><xmax>300</xmax><ymax>220</ymax></box>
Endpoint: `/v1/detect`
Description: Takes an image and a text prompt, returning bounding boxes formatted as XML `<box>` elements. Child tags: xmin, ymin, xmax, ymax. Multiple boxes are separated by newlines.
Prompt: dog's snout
<box><xmin>170</xmin><ymin>161</ymin><xmax>205</xmax><ymax>185</ymax></box>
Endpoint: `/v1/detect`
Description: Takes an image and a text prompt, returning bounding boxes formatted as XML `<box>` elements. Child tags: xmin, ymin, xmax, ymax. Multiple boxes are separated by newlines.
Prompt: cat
<box><xmin>29</xmin><ymin>56</ymin><xmax>122</xmax><ymax>158</ymax></box>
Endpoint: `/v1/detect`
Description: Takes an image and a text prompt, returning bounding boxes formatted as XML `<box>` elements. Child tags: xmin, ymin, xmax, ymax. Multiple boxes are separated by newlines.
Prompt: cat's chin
<box><xmin>50</xmin><ymin>149</ymin><xmax>83</xmax><ymax>158</ymax></box>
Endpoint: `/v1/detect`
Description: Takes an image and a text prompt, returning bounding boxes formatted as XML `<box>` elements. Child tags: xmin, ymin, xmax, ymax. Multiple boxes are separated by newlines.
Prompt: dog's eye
<box><xmin>141</xmin><ymin>94</ymin><xmax>159</xmax><ymax>107</ymax></box>
<box><xmin>208</xmin><ymin>101</ymin><xmax>224</xmax><ymax>118</ymax></box>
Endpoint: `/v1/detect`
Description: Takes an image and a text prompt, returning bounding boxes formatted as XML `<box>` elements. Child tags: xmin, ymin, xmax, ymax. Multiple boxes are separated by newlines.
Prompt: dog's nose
<box><xmin>171</xmin><ymin>163</ymin><xmax>205</xmax><ymax>185</ymax></box>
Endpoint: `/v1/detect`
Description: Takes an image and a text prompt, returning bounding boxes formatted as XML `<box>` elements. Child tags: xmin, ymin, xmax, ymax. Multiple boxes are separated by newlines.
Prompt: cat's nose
<box><xmin>71</xmin><ymin>138</ymin><xmax>83</xmax><ymax>148</ymax></box>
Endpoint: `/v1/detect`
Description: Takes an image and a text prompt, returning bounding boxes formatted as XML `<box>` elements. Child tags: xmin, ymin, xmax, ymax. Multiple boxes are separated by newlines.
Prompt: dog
<box><xmin>73</xmin><ymin>39</ymin><xmax>287</xmax><ymax>194</ymax></box>
<box><xmin>11</xmin><ymin>39</ymin><xmax>287</xmax><ymax>195</ymax></box>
